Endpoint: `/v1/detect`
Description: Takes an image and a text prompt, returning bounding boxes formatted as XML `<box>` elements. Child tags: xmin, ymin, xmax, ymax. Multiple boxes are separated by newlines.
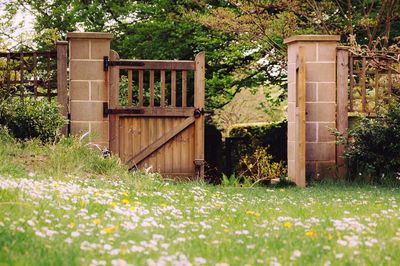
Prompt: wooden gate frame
<box><xmin>106</xmin><ymin>51</ymin><xmax>205</xmax><ymax>179</ymax></box>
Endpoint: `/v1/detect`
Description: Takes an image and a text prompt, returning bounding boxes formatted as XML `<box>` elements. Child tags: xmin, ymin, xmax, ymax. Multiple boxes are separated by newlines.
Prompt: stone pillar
<box><xmin>67</xmin><ymin>32</ymin><xmax>113</xmax><ymax>147</ymax></box>
<box><xmin>284</xmin><ymin>35</ymin><xmax>340</xmax><ymax>182</ymax></box>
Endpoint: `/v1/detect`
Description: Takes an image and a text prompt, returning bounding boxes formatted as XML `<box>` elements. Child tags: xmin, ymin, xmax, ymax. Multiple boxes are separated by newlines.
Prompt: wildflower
<box><xmin>279</xmin><ymin>189</ymin><xmax>285</xmax><ymax>192</ymax></box>
<box><xmin>71</xmin><ymin>231</ymin><xmax>80</xmax><ymax>238</ymax></box>
<box><xmin>246</xmin><ymin>211</ymin><xmax>254</xmax><ymax>215</ymax></box>
<box><xmin>122</xmin><ymin>199</ymin><xmax>129</xmax><ymax>205</ymax></box>
<box><xmin>93</xmin><ymin>219</ymin><xmax>101</xmax><ymax>225</ymax></box>
<box><xmin>283</xmin><ymin>222</ymin><xmax>293</xmax><ymax>228</ymax></box>
<box><xmin>160</xmin><ymin>203</ymin><xmax>167</xmax><ymax>208</ymax></box>
<box><xmin>122</xmin><ymin>191</ymin><xmax>129</xmax><ymax>197</ymax></box>
<box><xmin>103</xmin><ymin>226</ymin><xmax>116</xmax><ymax>234</ymax></box>
<box><xmin>305</xmin><ymin>229</ymin><xmax>317</xmax><ymax>237</ymax></box>
<box><xmin>110</xmin><ymin>202</ymin><xmax>116</xmax><ymax>208</ymax></box>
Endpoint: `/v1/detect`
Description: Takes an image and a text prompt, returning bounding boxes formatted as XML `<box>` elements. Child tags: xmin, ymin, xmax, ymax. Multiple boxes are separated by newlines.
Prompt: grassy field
<box><xmin>1</xmin><ymin>130</ymin><xmax>400</xmax><ymax>265</ymax></box>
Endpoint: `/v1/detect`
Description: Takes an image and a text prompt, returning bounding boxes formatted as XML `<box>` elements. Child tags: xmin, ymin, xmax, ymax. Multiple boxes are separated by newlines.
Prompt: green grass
<box><xmin>1</xmin><ymin>129</ymin><xmax>400</xmax><ymax>265</ymax></box>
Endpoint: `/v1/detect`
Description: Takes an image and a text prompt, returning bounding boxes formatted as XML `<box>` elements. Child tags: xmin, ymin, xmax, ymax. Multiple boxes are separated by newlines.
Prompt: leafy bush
<box><xmin>0</xmin><ymin>97</ymin><xmax>65</xmax><ymax>142</ymax></box>
<box><xmin>239</xmin><ymin>146</ymin><xmax>287</xmax><ymax>185</ymax></box>
<box><xmin>228</xmin><ymin>119</ymin><xmax>287</xmax><ymax>162</ymax></box>
<box><xmin>343</xmin><ymin>103</ymin><xmax>400</xmax><ymax>183</ymax></box>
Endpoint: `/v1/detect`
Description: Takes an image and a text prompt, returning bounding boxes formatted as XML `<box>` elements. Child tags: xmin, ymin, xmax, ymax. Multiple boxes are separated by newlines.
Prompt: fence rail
<box><xmin>0</xmin><ymin>41</ymin><xmax>69</xmax><ymax>134</ymax></box>
<box><xmin>347</xmin><ymin>50</ymin><xmax>399</xmax><ymax>115</ymax></box>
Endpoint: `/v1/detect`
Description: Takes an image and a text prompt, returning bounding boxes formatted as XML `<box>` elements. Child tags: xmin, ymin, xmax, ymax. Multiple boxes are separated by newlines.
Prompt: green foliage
<box><xmin>344</xmin><ymin>103</ymin><xmax>400</xmax><ymax>183</ymax></box>
<box><xmin>0</xmin><ymin>97</ymin><xmax>65</xmax><ymax>142</ymax></box>
<box><xmin>221</xmin><ymin>173</ymin><xmax>253</xmax><ymax>187</ymax></box>
<box><xmin>239</xmin><ymin>147</ymin><xmax>287</xmax><ymax>185</ymax></box>
<box><xmin>228</xmin><ymin>120</ymin><xmax>287</xmax><ymax>163</ymax></box>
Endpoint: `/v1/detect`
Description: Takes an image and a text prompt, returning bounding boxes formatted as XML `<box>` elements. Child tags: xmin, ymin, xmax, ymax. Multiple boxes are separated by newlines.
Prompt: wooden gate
<box><xmin>104</xmin><ymin>51</ymin><xmax>205</xmax><ymax>179</ymax></box>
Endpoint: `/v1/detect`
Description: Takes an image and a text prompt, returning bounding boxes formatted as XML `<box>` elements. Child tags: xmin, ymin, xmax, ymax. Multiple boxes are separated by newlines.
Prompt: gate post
<box><xmin>285</xmin><ymin>35</ymin><xmax>340</xmax><ymax>185</ymax></box>
<box><xmin>194</xmin><ymin>52</ymin><xmax>205</xmax><ymax>180</ymax></box>
<box><xmin>67</xmin><ymin>32</ymin><xmax>113</xmax><ymax>147</ymax></box>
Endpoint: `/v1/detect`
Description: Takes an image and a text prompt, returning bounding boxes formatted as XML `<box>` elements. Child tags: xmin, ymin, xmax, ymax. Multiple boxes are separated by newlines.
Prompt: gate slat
<box><xmin>171</xmin><ymin>70</ymin><xmax>176</xmax><ymax>107</ymax></box>
<box><xmin>128</xmin><ymin>70</ymin><xmax>133</xmax><ymax>106</ymax></box>
<box><xmin>150</xmin><ymin>70</ymin><xmax>155</xmax><ymax>107</ymax></box>
<box><xmin>160</xmin><ymin>70</ymin><xmax>166</xmax><ymax>107</ymax></box>
<box><xmin>164</xmin><ymin>118</ymin><xmax>172</xmax><ymax>173</ymax></box>
<box><xmin>182</xmin><ymin>70</ymin><xmax>187</xmax><ymax>107</ymax></box>
<box><xmin>127</xmin><ymin>116</ymin><xmax>195</xmax><ymax>169</ymax></box>
<box><xmin>361</xmin><ymin>57</ymin><xmax>367</xmax><ymax>112</ymax></box>
<box><xmin>138</xmin><ymin>70</ymin><xmax>144</xmax><ymax>107</ymax></box>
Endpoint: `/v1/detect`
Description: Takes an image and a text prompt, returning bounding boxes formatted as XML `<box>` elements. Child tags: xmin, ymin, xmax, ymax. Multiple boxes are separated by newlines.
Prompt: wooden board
<box><xmin>108</xmin><ymin>52</ymin><xmax>205</xmax><ymax>179</ymax></box>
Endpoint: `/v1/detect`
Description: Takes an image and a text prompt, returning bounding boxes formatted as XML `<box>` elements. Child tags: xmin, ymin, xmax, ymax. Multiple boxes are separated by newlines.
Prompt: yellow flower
<box><xmin>134</xmin><ymin>201</ymin><xmax>140</xmax><ymax>205</ymax></box>
<box><xmin>122</xmin><ymin>199</ymin><xmax>129</xmax><ymax>205</ymax></box>
<box><xmin>283</xmin><ymin>222</ymin><xmax>293</xmax><ymax>228</ymax></box>
<box><xmin>103</xmin><ymin>226</ymin><xmax>116</xmax><ymax>234</ymax></box>
<box><xmin>254</xmin><ymin>212</ymin><xmax>261</xmax><ymax>217</ymax></box>
<box><xmin>93</xmin><ymin>219</ymin><xmax>101</xmax><ymax>225</ymax></box>
<box><xmin>305</xmin><ymin>229</ymin><xmax>317</xmax><ymax>237</ymax></box>
<box><xmin>69</xmin><ymin>222</ymin><xmax>75</xmax><ymax>228</ymax></box>
<box><xmin>160</xmin><ymin>203</ymin><xmax>167</xmax><ymax>208</ymax></box>
<box><xmin>130</xmin><ymin>206</ymin><xmax>136</xmax><ymax>211</ymax></box>
<box><xmin>80</xmin><ymin>200</ymin><xmax>86</xmax><ymax>207</ymax></box>
<box><xmin>223</xmin><ymin>229</ymin><xmax>230</xmax><ymax>233</ymax></box>
<box><xmin>327</xmin><ymin>233</ymin><xmax>333</xmax><ymax>240</ymax></box>
<box><xmin>122</xmin><ymin>191</ymin><xmax>129</xmax><ymax>197</ymax></box>
<box><xmin>110</xmin><ymin>202</ymin><xmax>116</xmax><ymax>208</ymax></box>
<box><xmin>246</xmin><ymin>211</ymin><xmax>255</xmax><ymax>215</ymax></box>
<box><xmin>279</xmin><ymin>189</ymin><xmax>286</xmax><ymax>192</ymax></box>
<box><xmin>215</xmin><ymin>203</ymin><xmax>222</xmax><ymax>207</ymax></box>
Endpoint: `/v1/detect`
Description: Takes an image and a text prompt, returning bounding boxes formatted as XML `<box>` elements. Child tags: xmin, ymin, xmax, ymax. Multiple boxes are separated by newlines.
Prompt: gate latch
<box><xmin>194</xmin><ymin>108</ymin><xmax>204</xmax><ymax>118</ymax></box>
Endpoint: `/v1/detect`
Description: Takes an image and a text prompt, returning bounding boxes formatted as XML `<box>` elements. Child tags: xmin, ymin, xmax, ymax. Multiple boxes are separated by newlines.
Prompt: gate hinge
<box><xmin>103</xmin><ymin>102</ymin><xmax>109</xmax><ymax>117</ymax></box>
<box><xmin>194</xmin><ymin>108</ymin><xmax>204</xmax><ymax>118</ymax></box>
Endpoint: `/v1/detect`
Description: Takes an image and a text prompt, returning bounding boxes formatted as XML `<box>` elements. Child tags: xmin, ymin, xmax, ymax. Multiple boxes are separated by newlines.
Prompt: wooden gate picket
<box><xmin>106</xmin><ymin>51</ymin><xmax>205</xmax><ymax>179</ymax></box>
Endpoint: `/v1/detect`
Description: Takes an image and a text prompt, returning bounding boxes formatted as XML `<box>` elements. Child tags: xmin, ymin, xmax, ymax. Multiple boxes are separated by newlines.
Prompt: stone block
<box><xmin>70</xmin><ymin>81</ymin><xmax>89</xmax><ymax>100</ymax></box>
<box><xmin>288</xmin><ymin>63</ymin><xmax>296</xmax><ymax>84</ymax></box>
<box><xmin>91</xmin><ymin>81</ymin><xmax>107</xmax><ymax>101</ymax></box>
<box><xmin>316</xmin><ymin>161</ymin><xmax>337</xmax><ymax>179</ymax></box>
<box><xmin>306</xmin><ymin>83</ymin><xmax>317</xmax><ymax>102</ymax></box>
<box><xmin>70</xmin><ymin>39</ymin><xmax>89</xmax><ymax>59</ymax></box>
<box><xmin>288</xmin><ymin>141</ymin><xmax>295</xmax><ymax>160</ymax></box>
<box><xmin>287</xmin><ymin>42</ymin><xmax>317</xmax><ymax>63</ymax></box>
<box><xmin>90</xmin><ymin>121</ymin><xmax>109</xmax><ymax>142</ymax></box>
<box><xmin>318</xmin><ymin>42</ymin><xmax>337</xmax><ymax>62</ymax></box>
<box><xmin>306</xmin><ymin>122</ymin><xmax>317</xmax><ymax>142</ymax></box>
<box><xmin>318</xmin><ymin>82</ymin><xmax>336</xmax><ymax>102</ymax></box>
<box><xmin>70</xmin><ymin>61</ymin><xmax>104</xmax><ymax>81</ymax></box>
<box><xmin>70</xmin><ymin>101</ymin><xmax>107</xmax><ymax>122</ymax></box>
<box><xmin>306</xmin><ymin>102</ymin><xmax>335</xmax><ymax>122</ymax></box>
<box><xmin>288</xmin><ymin>83</ymin><xmax>296</xmax><ymax>103</ymax></box>
<box><xmin>287</xmin><ymin>159</ymin><xmax>295</xmax><ymax>180</ymax></box>
<box><xmin>70</xmin><ymin>122</ymin><xmax>89</xmax><ymax>135</ymax></box>
<box><xmin>306</xmin><ymin>62</ymin><xmax>335</xmax><ymax>82</ymax></box>
<box><xmin>306</xmin><ymin>161</ymin><xmax>317</xmax><ymax>178</ymax></box>
<box><xmin>91</xmin><ymin>39</ymin><xmax>111</xmax><ymax>59</ymax></box>
<box><xmin>288</xmin><ymin>122</ymin><xmax>295</xmax><ymax>141</ymax></box>
<box><xmin>288</xmin><ymin>102</ymin><xmax>295</xmax><ymax>122</ymax></box>
<box><xmin>306</xmin><ymin>142</ymin><xmax>335</xmax><ymax>161</ymax></box>
<box><xmin>318</xmin><ymin>122</ymin><xmax>336</xmax><ymax>142</ymax></box>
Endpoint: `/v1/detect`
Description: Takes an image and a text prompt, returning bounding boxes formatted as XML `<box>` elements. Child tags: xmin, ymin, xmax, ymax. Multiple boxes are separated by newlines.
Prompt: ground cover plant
<box><xmin>1</xmin><ymin>130</ymin><xmax>400</xmax><ymax>265</ymax></box>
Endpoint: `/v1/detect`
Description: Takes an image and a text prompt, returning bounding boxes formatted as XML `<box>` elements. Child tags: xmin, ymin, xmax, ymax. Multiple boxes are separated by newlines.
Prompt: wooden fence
<box><xmin>0</xmin><ymin>42</ymin><xmax>68</xmax><ymax>133</ymax></box>
<box><xmin>336</xmin><ymin>47</ymin><xmax>400</xmax><ymax>176</ymax></box>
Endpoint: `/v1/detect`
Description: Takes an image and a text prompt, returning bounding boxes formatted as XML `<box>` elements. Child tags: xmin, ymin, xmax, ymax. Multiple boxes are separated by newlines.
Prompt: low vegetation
<box><xmin>1</xmin><ymin>128</ymin><xmax>400</xmax><ymax>265</ymax></box>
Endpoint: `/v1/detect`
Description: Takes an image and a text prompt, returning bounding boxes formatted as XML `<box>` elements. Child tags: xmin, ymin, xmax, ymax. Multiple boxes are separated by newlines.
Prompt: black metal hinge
<box><xmin>103</xmin><ymin>56</ymin><xmax>145</xmax><ymax>71</ymax></box>
<box><xmin>103</xmin><ymin>102</ymin><xmax>145</xmax><ymax>117</ymax></box>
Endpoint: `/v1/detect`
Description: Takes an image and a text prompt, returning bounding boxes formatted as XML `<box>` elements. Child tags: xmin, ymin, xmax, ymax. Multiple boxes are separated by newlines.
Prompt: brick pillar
<box><xmin>67</xmin><ymin>32</ymin><xmax>113</xmax><ymax>147</ymax></box>
<box><xmin>284</xmin><ymin>35</ymin><xmax>340</xmax><ymax>182</ymax></box>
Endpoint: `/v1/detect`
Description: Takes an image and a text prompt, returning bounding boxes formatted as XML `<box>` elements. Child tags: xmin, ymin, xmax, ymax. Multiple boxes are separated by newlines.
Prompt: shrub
<box><xmin>239</xmin><ymin>146</ymin><xmax>287</xmax><ymax>185</ymax></box>
<box><xmin>228</xmin><ymin>120</ymin><xmax>287</xmax><ymax>162</ymax></box>
<box><xmin>0</xmin><ymin>97</ymin><xmax>65</xmax><ymax>142</ymax></box>
<box><xmin>344</xmin><ymin>102</ymin><xmax>400</xmax><ymax>183</ymax></box>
